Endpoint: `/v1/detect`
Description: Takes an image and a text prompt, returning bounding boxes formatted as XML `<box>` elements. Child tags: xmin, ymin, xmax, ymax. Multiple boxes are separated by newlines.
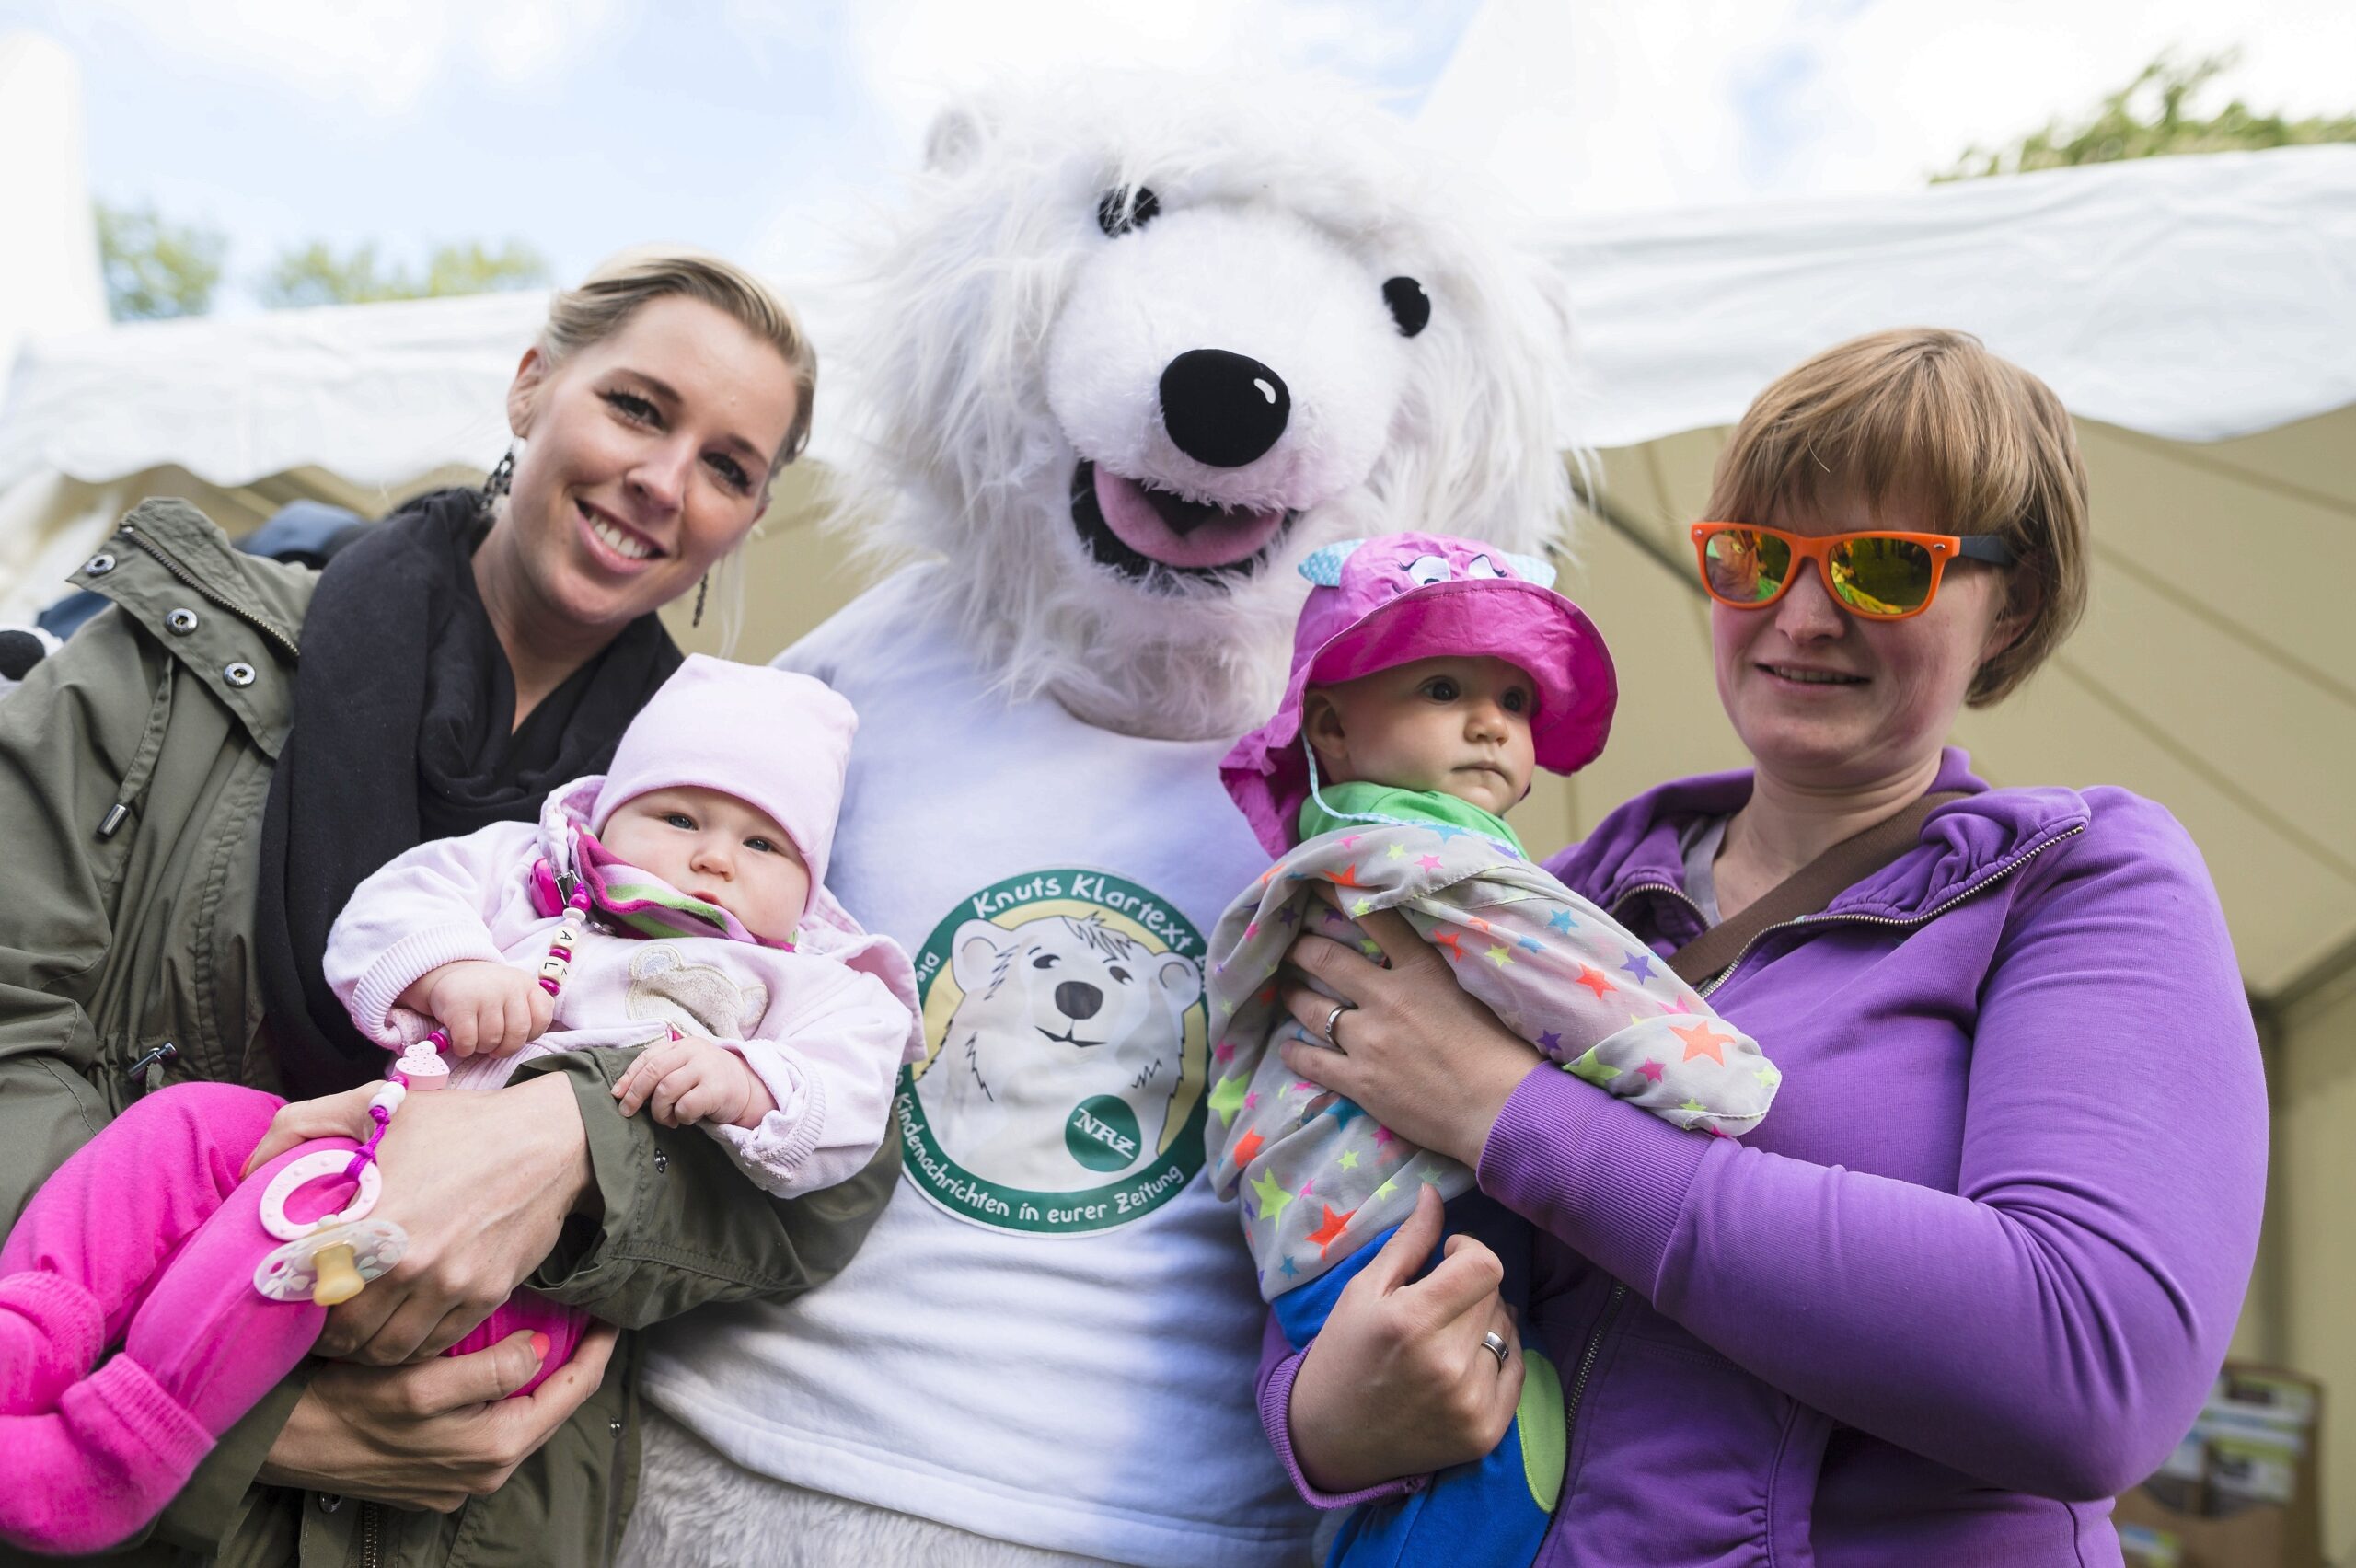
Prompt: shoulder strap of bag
<box><xmin>1667</xmin><ymin>790</ymin><xmax>1969</xmax><ymax>987</ymax></box>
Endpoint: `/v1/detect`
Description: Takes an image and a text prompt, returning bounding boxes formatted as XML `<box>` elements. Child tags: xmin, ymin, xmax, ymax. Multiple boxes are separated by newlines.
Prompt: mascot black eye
<box><xmin>1096</xmin><ymin>186</ymin><xmax>1161</xmax><ymax>237</ymax></box>
<box><xmin>1383</xmin><ymin>276</ymin><xmax>1431</xmax><ymax>338</ymax></box>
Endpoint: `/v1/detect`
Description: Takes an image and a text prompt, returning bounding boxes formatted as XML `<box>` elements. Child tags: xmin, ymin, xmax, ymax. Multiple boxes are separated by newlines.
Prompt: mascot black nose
<box><xmin>1160</xmin><ymin>350</ymin><xmax>1290</xmax><ymax>468</ymax></box>
<box><xmin>1055</xmin><ymin>981</ymin><xmax>1103</xmax><ymax>1020</ymax></box>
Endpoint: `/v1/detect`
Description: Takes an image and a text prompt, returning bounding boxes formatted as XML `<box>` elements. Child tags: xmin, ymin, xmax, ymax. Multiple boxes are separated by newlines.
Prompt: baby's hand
<box><xmin>612</xmin><ymin>1032</ymin><xmax>778</xmax><ymax>1130</ymax></box>
<box><xmin>400</xmin><ymin>961</ymin><xmax>554</xmax><ymax>1058</ymax></box>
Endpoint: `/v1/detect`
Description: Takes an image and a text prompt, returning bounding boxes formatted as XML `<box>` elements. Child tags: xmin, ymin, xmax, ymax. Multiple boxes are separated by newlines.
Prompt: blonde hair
<box><xmin>540</xmin><ymin>246</ymin><xmax>817</xmax><ymax>473</ymax></box>
<box><xmin>1705</xmin><ymin>328</ymin><xmax>2089</xmax><ymax>706</ymax></box>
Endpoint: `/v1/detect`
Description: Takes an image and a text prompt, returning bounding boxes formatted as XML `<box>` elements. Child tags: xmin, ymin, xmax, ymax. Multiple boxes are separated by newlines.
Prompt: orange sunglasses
<box><xmin>1690</xmin><ymin>523</ymin><xmax>2015</xmax><ymax>621</ymax></box>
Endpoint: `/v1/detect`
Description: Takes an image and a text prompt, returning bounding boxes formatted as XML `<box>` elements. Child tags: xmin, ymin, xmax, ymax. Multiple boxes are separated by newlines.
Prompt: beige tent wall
<box><xmin>655</xmin><ymin>466</ymin><xmax>892</xmax><ymax>662</ymax></box>
<box><xmin>2267</xmin><ymin>963</ymin><xmax>2356</xmax><ymax>1562</ymax></box>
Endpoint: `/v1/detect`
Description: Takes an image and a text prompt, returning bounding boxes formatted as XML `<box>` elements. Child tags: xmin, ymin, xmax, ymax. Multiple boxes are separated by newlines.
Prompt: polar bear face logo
<box><xmin>914</xmin><ymin>913</ymin><xmax>1201</xmax><ymax>1193</ymax></box>
<box><xmin>840</xmin><ymin>74</ymin><xmax>1578</xmax><ymax>739</ymax></box>
<box><xmin>627</xmin><ymin>945</ymin><xmax>769</xmax><ymax>1041</ymax></box>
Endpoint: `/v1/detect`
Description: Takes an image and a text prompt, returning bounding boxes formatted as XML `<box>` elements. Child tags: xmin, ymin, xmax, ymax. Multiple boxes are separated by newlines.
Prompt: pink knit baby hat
<box><xmin>1219</xmin><ymin>533</ymin><xmax>1617</xmax><ymax>859</ymax></box>
<box><xmin>591</xmin><ymin>655</ymin><xmax>857</xmax><ymax>894</ymax></box>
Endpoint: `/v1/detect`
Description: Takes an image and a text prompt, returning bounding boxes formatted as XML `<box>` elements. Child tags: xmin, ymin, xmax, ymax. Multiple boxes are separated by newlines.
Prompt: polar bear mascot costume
<box><xmin>623</xmin><ymin>72</ymin><xmax>1579</xmax><ymax>1568</ymax></box>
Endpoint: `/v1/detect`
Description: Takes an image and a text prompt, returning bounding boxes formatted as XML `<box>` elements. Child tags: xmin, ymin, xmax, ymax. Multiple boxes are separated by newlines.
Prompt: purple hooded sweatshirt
<box><xmin>1256</xmin><ymin>749</ymin><xmax>2266</xmax><ymax>1567</ymax></box>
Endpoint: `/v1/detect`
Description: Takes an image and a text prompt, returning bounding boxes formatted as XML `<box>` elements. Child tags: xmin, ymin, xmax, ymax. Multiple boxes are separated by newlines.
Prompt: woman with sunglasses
<box><xmin>1253</xmin><ymin>329</ymin><xmax>2265</xmax><ymax>1566</ymax></box>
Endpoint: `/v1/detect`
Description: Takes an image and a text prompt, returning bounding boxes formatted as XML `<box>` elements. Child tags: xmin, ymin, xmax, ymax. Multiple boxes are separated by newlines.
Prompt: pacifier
<box><xmin>251</xmin><ymin>1082</ymin><xmax>412</xmax><ymax>1305</ymax></box>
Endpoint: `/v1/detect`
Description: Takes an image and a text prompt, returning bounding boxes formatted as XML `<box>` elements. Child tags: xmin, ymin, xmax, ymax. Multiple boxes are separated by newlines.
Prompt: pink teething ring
<box><xmin>258</xmin><ymin>1149</ymin><xmax>381</xmax><ymax>1241</ymax></box>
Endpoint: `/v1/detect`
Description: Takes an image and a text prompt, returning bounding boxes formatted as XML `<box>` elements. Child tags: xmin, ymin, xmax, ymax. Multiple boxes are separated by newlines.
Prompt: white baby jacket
<box><xmin>324</xmin><ymin>776</ymin><xmax>924</xmax><ymax>1198</ymax></box>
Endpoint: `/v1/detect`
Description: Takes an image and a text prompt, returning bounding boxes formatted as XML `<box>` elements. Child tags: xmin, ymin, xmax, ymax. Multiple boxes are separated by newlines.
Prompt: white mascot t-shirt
<box><xmin>641</xmin><ymin>566</ymin><xmax>1313</xmax><ymax>1567</ymax></box>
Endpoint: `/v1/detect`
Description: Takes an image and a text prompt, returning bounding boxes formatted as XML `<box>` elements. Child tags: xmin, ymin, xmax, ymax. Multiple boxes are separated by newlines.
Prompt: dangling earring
<box><xmin>479</xmin><ymin>448</ymin><xmax>515</xmax><ymax>513</ymax></box>
<box><xmin>692</xmin><ymin>573</ymin><xmax>710</xmax><ymax>628</ymax></box>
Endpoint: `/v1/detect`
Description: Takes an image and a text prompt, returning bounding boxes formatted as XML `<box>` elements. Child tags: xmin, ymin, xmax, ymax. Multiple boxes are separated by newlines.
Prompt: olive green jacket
<box><xmin>0</xmin><ymin>500</ymin><xmax>897</xmax><ymax>1567</ymax></box>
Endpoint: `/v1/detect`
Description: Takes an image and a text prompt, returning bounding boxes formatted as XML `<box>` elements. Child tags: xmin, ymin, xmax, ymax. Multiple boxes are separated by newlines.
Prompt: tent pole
<box><xmin>1565</xmin><ymin>468</ymin><xmax>1703</xmax><ymax>597</ymax></box>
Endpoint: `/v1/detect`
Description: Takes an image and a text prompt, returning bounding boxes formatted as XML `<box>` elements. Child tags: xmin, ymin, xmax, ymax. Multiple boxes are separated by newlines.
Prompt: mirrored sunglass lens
<box><xmin>1703</xmin><ymin>530</ymin><xmax>1787</xmax><ymax>604</ymax></box>
<box><xmin>1830</xmin><ymin>536</ymin><xmax>1934</xmax><ymax>616</ymax></box>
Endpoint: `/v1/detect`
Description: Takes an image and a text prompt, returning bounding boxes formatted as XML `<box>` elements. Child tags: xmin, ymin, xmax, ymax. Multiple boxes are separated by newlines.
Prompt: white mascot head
<box><xmin>837</xmin><ymin>72</ymin><xmax>1579</xmax><ymax>741</ymax></box>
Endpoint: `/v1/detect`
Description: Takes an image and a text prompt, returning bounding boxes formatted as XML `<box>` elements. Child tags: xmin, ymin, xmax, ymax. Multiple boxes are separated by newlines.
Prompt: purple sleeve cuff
<box><xmin>1475</xmin><ymin>1063</ymin><xmax>1715</xmax><ymax>1295</ymax></box>
<box><xmin>1256</xmin><ymin>1315</ymin><xmax>1427</xmax><ymax>1511</ymax></box>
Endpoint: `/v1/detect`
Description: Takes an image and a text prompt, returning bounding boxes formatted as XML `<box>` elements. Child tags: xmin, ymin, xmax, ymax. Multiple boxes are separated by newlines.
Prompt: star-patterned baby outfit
<box><xmin>1204</xmin><ymin>781</ymin><xmax>1775</xmax><ymax>1298</ymax></box>
<box><xmin>1209</xmin><ymin>534</ymin><xmax>1778</xmax><ymax>1568</ymax></box>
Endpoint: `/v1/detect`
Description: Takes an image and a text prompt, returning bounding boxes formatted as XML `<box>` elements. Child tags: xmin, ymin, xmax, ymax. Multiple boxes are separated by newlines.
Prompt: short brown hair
<box><xmin>540</xmin><ymin>246</ymin><xmax>817</xmax><ymax>475</ymax></box>
<box><xmin>1704</xmin><ymin>328</ymin><xmax>2089</xmax><ymax>706</ymax></box>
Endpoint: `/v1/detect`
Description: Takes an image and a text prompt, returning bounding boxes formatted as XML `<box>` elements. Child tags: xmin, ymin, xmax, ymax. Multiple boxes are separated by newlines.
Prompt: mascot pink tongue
<box><xmin>1092</xmin><ymin>466</ymin><xmax>1288</xmax><ymax>569</ymax></box>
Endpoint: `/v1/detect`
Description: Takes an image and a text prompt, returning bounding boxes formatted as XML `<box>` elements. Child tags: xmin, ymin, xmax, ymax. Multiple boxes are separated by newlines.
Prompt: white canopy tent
<box><xmin>4</xmin><ymin>138</ymin><xmax>2352</xmax><ymax>1548</ymax></box>
<box><xmin>5</xmin><ymin>144</ymin><xmax>2348</xmax><ymax>995</ymax></box>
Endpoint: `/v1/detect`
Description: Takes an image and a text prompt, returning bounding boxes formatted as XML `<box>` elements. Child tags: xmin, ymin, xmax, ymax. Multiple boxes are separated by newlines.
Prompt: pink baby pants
<box><xmin>0</xmin><ymin>1081</ymin><xmax>584</xmax><ymax>1555</ymax></box>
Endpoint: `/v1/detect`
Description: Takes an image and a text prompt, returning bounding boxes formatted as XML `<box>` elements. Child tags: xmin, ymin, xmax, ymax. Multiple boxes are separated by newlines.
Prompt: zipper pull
<box><xmin>125</xmin><ymin>1041</ymin><xmax>178</xmax><ymax>1092</ymax></box>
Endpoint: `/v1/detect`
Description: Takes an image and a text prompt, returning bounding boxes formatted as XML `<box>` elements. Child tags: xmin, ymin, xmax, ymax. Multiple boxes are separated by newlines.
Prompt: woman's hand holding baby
<box><xmin>613</xmin><ymin>1032</ymin><xmax>777</xmax><ymax>1129</ymax></box>
<box><xmin>1288</xmin><ymin>1183</ymin><xmax>1527</xmax><ymax>1492</ymax></box>
<box><xmin>317</xmin><ymin>1073</ymin><xmax>591</xmax><ymax>1366</ymax></box>
<box><xmin>261</xmin><ymin>1323</ymin><xmax>618</xmax><ymax>1512</ymax></box>
<box><xmin>1277</xmin><ymin>904</ymin><xmax>1542</xmax><ymax>1170</ymax></box>
<box><xmin>401</xmin><ymin>960</ymin><xmax>555</xmax><ymax>1057</ymax></box>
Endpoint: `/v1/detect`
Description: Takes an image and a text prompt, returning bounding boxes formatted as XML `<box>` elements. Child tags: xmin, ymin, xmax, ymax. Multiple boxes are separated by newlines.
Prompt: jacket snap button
<box><xmin>653</xmin><ymin>1148</ymin><xmax>668</xmax><ymax>1173</ymax></box>
<box><xmin>224</xmin><ymin>662</ymin><xmax>257</xmax><ymax>687</ymax></box>
<box><xmin>318</xmin><ymin>1493</ymin><xmax>342</xmax><ymax>1513</ymax></box>
<box><xmin>84</xmin><ymin>552</ymin><xmax>116</xmax><ymax>575</ymax></box>
<box><xmin>167</xmin><ymin>607</ymin><xmax>199</xmax><ymax>635</ymax></box>
<box><xmin>609</xmin><ymin>1419</ymin><xmax>625</xmax><ymax>1436</ymax></box>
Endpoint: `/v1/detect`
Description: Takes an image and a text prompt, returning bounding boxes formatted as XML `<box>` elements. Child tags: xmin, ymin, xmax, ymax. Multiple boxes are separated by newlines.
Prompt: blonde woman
<box><xmin>0</xmin><ymin>249</ymin><xmax>872</xmax><ymax>1568</ymax></box>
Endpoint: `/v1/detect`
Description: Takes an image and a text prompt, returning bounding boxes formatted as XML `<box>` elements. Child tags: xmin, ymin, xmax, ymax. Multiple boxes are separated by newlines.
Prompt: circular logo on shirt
<box><xmin>900</xmin><ymin>869</ymin><xmax>1209</xmax><ymax>1235</ymax></box>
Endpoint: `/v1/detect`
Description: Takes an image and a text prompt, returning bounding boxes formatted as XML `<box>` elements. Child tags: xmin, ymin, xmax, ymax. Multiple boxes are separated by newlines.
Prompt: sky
<box><xmin>5</xmin><ymin>0</ymin><xmax>2350</xmax><ymax>312</ymax></box>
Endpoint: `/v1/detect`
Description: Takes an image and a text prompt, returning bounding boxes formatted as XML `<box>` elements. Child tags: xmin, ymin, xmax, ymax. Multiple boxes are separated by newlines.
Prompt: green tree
<box><xmin>94</xmin><ymin>202</ymin><xmax>227</xmax><ymax>321</ymax></box>
<box><xmin>258</xmin><ymin>239</ymin><xmax>549</xmax><ymax>309</ymax></box>
<box><xmin>1936</xmin><ymin>51</ymin><xmax>2356</xmax><ymax>182</ymax></box>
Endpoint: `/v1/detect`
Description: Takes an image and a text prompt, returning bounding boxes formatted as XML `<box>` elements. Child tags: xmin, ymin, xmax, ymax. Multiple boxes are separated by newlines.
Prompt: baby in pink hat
<box><xmin>1204</xmin><ymin>535</ymin><xmax>1778</xmax><ymax>1568</ymax></box>
<box><xmin>0</xmin><ymin>657</ymin><xmax>919</xmax><ymax>1554</ymax></box>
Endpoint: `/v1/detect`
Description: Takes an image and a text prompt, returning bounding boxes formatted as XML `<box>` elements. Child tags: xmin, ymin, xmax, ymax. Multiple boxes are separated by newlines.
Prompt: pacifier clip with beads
<box><xmin>249</xmin><ymin>877</ymin><xmax>598</xmax><ymax>1307</ymax></box>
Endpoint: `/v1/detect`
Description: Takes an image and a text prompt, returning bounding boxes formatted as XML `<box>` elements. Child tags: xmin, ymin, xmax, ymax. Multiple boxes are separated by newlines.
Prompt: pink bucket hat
<box><xmin>1220</xmin><ymin>533</ymin><xmax>1616</xmax><ymax>858</ymax></box>
<box><xmin>591</xmin><ymin>655</ymin><xmax>857</xmax><ymax>896</ymax></box>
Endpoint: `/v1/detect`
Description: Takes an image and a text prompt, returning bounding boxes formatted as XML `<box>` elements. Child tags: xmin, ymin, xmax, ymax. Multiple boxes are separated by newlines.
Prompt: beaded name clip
<box><xmin>252</xmin><ymin>878</ymin><xmax>595</xmax><ymax>1306</ymax></box>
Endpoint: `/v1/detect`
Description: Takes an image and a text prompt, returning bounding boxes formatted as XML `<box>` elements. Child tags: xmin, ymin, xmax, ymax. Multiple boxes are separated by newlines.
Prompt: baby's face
<box><xmin>601</xmin><ymin>786</ymin><xmax>809</xmax><ymax>942</ymax></box>
<box><xmin>1306</xmin><ymin>655</ymin><xmax>1537</xmax><ymax>817</ymax></box>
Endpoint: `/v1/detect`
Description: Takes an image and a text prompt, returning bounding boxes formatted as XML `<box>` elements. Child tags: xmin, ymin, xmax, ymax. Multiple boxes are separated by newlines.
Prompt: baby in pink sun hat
<box><xmin>1221</xmin><ymin>532</ymin><xmax>1619</xmax><ymax>859</ymax></box>
<box><xmin>1202</xmin><ymin>534</ymin><xmax>1779</xmax><ymax>1568</ymax></box>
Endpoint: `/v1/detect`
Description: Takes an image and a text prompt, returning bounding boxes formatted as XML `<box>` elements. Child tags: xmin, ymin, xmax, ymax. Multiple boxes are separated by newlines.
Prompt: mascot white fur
<box><xmin>621</xmin><ymin>73</ymin><xmax>1578</xmax><ymax>1568</ymax></box>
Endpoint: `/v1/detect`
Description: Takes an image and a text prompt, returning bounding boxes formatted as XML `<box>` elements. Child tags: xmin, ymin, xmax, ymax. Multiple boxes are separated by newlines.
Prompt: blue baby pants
<box><xmin>1271</xmin><ymin>1193</ymin><xmax>1565</xmax><ymax>1568</ymax></box>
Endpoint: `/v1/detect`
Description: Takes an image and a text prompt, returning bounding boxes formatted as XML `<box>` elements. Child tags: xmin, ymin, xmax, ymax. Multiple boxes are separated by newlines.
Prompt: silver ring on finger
<box><xmin>1322</xmin><ymin>1000</ymin><xmax>1352</xmax><ymax>1051</ymax></box>
<box><xmin>1480</xmin><ymin>1330</ymin><xmax>1510</xmax><ymax>1373</ymax></box>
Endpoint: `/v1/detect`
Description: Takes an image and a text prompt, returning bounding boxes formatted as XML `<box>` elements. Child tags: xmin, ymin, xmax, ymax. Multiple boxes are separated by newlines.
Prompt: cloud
<box><xmin>720</xmin><ymin>0</ymin><xmax>1477</xmax><ymax>274</ymax></box>
<box><xmin>1416</xmin><ymin>0</ymin><xmax>1814</xmax><ymax>218</ymax></box>
<box><xmin>769</xmin><ymin>0</ymin><xmax>1472</xmax><ymax>159</ymax></box>
<box><xmin>75</xmin><ymin>0</ymin><xmax>632</xmax><ymax>113</ymax></box>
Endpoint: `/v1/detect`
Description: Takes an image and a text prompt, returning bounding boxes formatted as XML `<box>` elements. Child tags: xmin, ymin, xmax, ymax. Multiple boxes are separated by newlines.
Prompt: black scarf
<box><xmin>257</xmin><ymin>489</ymin><xmax>682</xmax><ymax>1098</ymax></box>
